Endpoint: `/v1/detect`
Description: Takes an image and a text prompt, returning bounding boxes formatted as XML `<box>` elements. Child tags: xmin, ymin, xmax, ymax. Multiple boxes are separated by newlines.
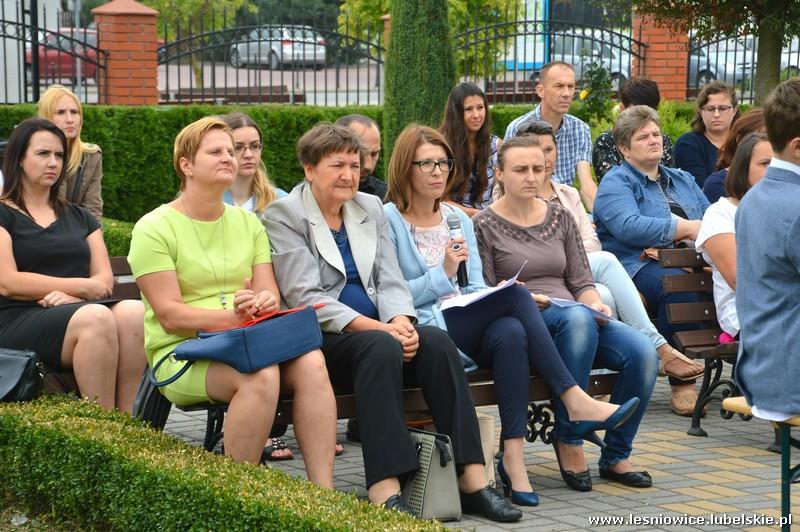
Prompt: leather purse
<box><xmin>150</xmin><ymin>305</ymin><xmax>323</xmax><ymax>388</ymax></box>
<box><xmin>0</xmin><ymin>348</ymin><xmax>45</xmax><ymax>402</ymax></box>
<box><xmin>402</xmin><ymin>428</ymin><xmax>462</xmax><ymax>521</ymax></box>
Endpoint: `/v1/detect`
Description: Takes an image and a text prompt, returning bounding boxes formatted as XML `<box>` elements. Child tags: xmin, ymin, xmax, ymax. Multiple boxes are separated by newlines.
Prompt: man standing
<box><xmin>735</xmin><ymin>78</ymin><xmax>800</xmax><ymax>422</ymax></box>
<box><xmin>504</xmin><ymin>62</ymin><xmax>596</xmax><ymax>210</ymax></box>
<box><xmin>336</xmin><ymin>114</ymin><xmax>387</xmax><ymax>200</ymax></box>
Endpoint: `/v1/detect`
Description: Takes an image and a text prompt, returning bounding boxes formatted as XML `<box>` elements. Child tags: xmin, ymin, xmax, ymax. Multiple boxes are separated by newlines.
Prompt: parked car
<box><xmin>688</xmin><ymin>36</ymin><xmax>753</xmax><ymax>87</ymax></box>
<box><xmin>25</xmin><ymin>28</ymin><xmax>98</xmax><ymax>82</ymax></box>
<box><xmin>228</xmin><ymin>25</ymin><xmax>326</xmax><ymax>70</ymax></box>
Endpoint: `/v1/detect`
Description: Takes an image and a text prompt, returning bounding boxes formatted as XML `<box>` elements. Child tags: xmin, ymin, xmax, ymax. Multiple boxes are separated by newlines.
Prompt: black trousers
<box><xmin>322</xmin><ymin>326</ymin><xmax>485</xmax><ymax>488</ymax></box>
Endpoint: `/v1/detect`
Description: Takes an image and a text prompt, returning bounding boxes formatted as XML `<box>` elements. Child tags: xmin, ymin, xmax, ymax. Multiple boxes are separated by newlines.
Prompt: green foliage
<box><xmin>594</xmin><ymin>0</ymin><xmax>800</xmax><ymax>103</ymax></box>
<box><xmin>0</xmin><ymin>397</ymin><xmax>441</xmax><ymax>531</ymax></box>
<box><xmin>103</xmin><ymin>218</ymin><xmax>135</xmax><ymax>257</ymax></box>
<box><xmin>0</xmin><ymin>104</ymin><xmax>382</xmax><ymax>223</ymax></box>
<box><xmin>338</xmin><ymin>0</ymin><xmax>522</xmax><ymax>77</ymax></box>
<box><xmin>383</xmin><ymin>0</ymin><xmax>455</xmax><ymax>160</ymax></box>
<box><xmin>572</xmin><ymin>61</ymin><xmax>615</xmax><ymax>127</ymax></box>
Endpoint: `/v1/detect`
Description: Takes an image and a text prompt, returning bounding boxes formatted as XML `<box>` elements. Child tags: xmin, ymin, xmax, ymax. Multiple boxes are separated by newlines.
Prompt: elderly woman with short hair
<box><xmin>594</xmin><ymin>105</ymin><xmax>711</xmax><ymax>417</ymax></box>
<box><xmin>263</xmin><ymin>123</ymin><xmax>520</xmax><ymax>521</ymax></box>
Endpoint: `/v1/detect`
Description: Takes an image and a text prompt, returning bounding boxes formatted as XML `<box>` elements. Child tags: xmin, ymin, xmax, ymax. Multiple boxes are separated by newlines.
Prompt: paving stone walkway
<box><xmin>164</xmin><ymin>374</ymin><xmax>798</xmax><ymax>531</ymax></box>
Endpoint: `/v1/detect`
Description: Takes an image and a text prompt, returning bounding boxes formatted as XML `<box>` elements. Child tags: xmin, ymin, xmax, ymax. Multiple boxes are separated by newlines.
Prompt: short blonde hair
<box><xmin>37</xmin><ymin>84</ymin><xmax>99</xmax><ymax>176</ymax></box>
<box><xmin>173</xmin><ymin>116</ymin><xmax>234</xmax><ymax>190</ymax></box>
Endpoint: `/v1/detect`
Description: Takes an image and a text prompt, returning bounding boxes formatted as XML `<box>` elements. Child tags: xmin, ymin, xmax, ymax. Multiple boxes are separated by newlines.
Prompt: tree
<box><xmin>594</xmin><ymin>0</ymin><xmax>800</xmax><ymax>103</ymax></box>
<box><xmin>383</xmin><ymin>0</ymin><xmax>455</xmax><ymax>159</ymax></box>
<box><xmin>338</xmin><ymin>0</ymin><xmax>522</xmax><ymax>77</ymax></box>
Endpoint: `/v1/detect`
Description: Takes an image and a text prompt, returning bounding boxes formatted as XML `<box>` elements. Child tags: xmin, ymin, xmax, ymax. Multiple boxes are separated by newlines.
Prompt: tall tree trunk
<box><xmin>754</xmin><ymin>18</ymin><xmax>783</xmax><ymax>105</ymax></box>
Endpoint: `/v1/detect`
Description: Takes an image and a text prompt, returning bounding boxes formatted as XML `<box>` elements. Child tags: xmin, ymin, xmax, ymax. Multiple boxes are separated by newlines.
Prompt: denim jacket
<box><xmin>594</xmin><ymin>161</ymin><xmax>710</xmax><ymax>278</ymax></box>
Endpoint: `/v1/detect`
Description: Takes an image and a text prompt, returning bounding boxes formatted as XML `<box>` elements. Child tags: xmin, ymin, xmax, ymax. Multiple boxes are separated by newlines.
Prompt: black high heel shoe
<box><xmin>551</xmin><ymin>438</ymin><xmax>592</xmax><ymax>492</ymax></box>
<box><xmin>571</xmin><ymin>397</ymin><xmax>640</xmax><ymax>449</ymax></box>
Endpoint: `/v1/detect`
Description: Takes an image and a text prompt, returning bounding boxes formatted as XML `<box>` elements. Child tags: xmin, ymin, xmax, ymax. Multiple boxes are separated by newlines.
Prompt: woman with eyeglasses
<box><xmin>702</xmin><ymin>108</ymin><xmax>764</xmax><ymax>203</ymax></box>
<box><xmin>474</xmin><ymin>134</ymin><xmax>658</xmax><ymax>491</ymax></box>
<box><xmin>594</xmin><ymin>106</ymin><xmax>711</xmax><ymax>417</ymax></box>
<box><xmin>674</xmin><ymin>81</ymin><xmax>740</xmax><ymax>188</ymax></box>
<box><xmin>440</xmin><ymin>82</ymin><xmax>501</xmax><ymax>217</ymax></box>
<box><xmin>384</xmin><ymin>124</ymin><xmax>638</xmax><ymax>505</ymax></box>
<box><xmin>37</xmin><ymin>85</ymin><xmax>103</xmax><ymax>223</ymax></box>
<box><xmin>221</xmin><ymin>113</ymin><xmax>287</xmax><ymax>221</ymax></box>
<box><xmin>506</xmin><ymin>119</ymin><xmax>703</xmax><ymax>394</ymax></box>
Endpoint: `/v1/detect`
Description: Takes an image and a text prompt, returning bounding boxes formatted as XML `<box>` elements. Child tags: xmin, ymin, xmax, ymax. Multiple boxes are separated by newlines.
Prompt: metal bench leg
<box><xmin>688</xmin><ymin>359</ymin><xmax>716</xmax><ymax>437</ymax></box>
<box><xmin>204</xmin><ymin>407</ymin><xmax>225</xmax><ymax>452</ymax></box>
<box><xmin>780</xmin><ymin>424</ymin><xmax>791</xmax><ymax>532</ymax></box>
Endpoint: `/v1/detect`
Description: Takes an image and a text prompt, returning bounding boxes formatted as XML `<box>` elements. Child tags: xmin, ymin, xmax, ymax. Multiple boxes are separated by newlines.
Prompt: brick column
<box><xmin>381</xmin><ymin>14</ymin><xmax>391</xmax><ymax>49</ymax></box>
<box><xmin>632</xmin><ymin>13</ymin><xmax>689</xmax><ymax>101</ymax></box>
<box><xmin>92</xmin><ymin>0</ymin><xmax>158</xmax><ymax>105</ymax></box>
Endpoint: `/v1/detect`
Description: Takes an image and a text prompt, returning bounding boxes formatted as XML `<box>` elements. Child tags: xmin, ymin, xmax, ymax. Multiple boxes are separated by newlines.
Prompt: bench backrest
<box><xmin>659</xmin><ymin>248</ymin><xmax>737</xmax><ymax>356</ymax></box>
<box><xmin>110</xmin><ymin>256</ymin><xmax>140</xmax><ymax>301</ymax></box>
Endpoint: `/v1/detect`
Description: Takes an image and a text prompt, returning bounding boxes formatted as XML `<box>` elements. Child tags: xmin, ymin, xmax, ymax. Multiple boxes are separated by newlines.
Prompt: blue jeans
<box><xmin>444</xmin><ymin>284</ymin><xmax>577</xmax><ymax>440</ymax></box>
<box><xmin>541</xmin><ymin>304</ymin><xmax>658</xmax><ymax>467</ymax></box>
<box><xmin>633</xmin><ymin>260</ymin><xmax>702</xmax><ymax>385</ymax></box>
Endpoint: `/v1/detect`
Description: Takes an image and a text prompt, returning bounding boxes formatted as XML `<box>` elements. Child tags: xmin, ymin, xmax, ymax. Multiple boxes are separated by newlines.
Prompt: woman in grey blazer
<box><xmin>264</xmin><ymin>123</ymin><xmax>521</xmax><ymax>521</ymax></box>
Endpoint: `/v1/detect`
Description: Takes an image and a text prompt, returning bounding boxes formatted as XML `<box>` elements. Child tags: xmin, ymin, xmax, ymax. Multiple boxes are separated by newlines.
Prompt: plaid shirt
<box><xmin>503</xmin><ymin>106</ymin><xmax>592</xmax><ymax>186</ymax></box>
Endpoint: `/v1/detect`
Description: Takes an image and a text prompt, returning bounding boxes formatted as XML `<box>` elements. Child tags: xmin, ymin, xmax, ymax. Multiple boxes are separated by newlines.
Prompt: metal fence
<box><xmin>0</xmin><ymin>3</ymin><xmax>107</xmax><ymax>104</ymax></box>
<box><xmin>454</xmin><ymin>1</ymin><xmax>645</xmax><ymax>105</ymax></box>
<box><xmin>157</xmin><ymin>11</ymin><xmax>384</xmax><ymax>106</ymax></box>
<box><xmin>688</xmin><ymin>35</ymin><xmax>800</xmax><ymax>103</ymax></box>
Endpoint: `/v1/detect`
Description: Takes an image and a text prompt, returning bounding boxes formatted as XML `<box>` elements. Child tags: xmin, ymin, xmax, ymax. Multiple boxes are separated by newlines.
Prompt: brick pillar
<box><xmin>632</xmin><ymin>13</ymin><xmax>689</xmax><ymax>101</ymax></box>
<box><xmin>92</xmin><ymin>0</ymin><xmax>158</xmax><ymax>105</ymax></box>
<box><xmin>381</xmin><ymin>14</ymin><xmax>391</xmax><ymax>49</ymax></box>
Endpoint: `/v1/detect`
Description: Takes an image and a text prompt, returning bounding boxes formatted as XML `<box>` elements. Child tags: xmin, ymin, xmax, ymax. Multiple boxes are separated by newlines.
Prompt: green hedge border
<box><xmin>0</xmin><ymin>397</ymin><xmax>441</xmax><ymax>531</ymax></box>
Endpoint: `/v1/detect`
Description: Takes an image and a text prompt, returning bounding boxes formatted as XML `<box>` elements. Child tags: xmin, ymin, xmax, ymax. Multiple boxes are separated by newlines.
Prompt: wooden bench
<box><xmin>483</xmin><ymin>80</ymin><xmax>539</xmax><ymax>105</ymax></box>
<box><xmin>659</xmin><ymin>248</ymin><xmax>746</xmax><ymax>437</ymax></box>
<box><xmin>68</xmin><ymin>257</ymin><xmax>619</xmax><ymax>453</ymax></box>
<box><xmin>159</xmin><ymin>85</ymin><xmax>306</xmax><ymax>105</ymax></box>
<box><xmin>722</xmin><ymin>396</ymin><xmax>800</xmax><ymax>532</ymax></box>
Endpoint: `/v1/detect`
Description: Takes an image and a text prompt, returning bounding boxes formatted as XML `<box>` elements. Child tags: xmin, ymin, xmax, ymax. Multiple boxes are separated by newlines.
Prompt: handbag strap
<box><xmin>149</xmin><ymin>352</ymin><xmax>192</xmax><ymax>388</ymax></box>
<box><xmin>70</xmin><ymin>159</ymin><xmax>87</xmax><ymax>204</ymax></box>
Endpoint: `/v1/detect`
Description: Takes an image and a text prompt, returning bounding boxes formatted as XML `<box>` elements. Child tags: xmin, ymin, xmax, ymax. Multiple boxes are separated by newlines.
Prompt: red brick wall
<box><xmin>93</xmin><ymin>0</ymin><xmax>158</xmax><ymax>105</ymax></box>
<box><xmin>633</xmin><ymin>14</ymin><xmax>689</xmax><ymax>101</ymax></box>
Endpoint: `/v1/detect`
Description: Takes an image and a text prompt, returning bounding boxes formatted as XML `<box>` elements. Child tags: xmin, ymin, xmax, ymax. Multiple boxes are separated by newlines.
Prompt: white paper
<box><xmin>440</xmin><ymin>262</ymin><xmax>526</xmax><ymax>312</ymax></box>
<box><xmin>549</xmin><ymin>297</ymin><xmax>616</xmax><ymax>322</ymax></box>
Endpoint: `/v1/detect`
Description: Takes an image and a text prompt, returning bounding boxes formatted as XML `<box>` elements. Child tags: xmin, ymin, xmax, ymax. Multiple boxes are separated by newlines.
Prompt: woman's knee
<box><xmin>284</xmin><ymin>349</ymin><xmax>331</xmax><ymax>388</ymax></box>
<box><xmin>242</xmin><ymin>365</ymin><xmax>280</xmax><ymax>397</ymax></box>
<box><xmin>111</xmin><ymin>300</ymin><xmax>145</xmax><ymax>329</ymax></box>
<box><xmin>70</xmin><ymin>304</ymin><xmax>116</xmax><ymax>332</ymax></box>
<box><xmin>485</xmin><ymin>317</ymin><xmax>527</xmax><ymax>354</ymax></box>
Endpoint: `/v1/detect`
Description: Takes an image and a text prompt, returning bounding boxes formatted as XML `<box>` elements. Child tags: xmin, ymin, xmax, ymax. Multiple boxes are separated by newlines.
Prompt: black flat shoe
<box><xmin>551</xmin><ymin>439</ymin><xmax>592</xmax><ymax>492</ymax></box>
<box><xmin>382</xmin><ymin>494</ymin><xmax>416</xmax><ymax>517</ymax></box>
<box><xmin>460</xmin><ymin>486</ymin><xmax>522</xmax><ymax>523</ymax></box>
<box><xmin>598</xmin><ymin>467</ymin><xmax>652</xmax><ymax>488</ymax></box>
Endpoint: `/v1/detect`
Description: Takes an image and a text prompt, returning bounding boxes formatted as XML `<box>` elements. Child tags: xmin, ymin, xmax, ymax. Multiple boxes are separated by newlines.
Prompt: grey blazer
<box><xmin>263</xmin><ymin>181</ymin><xmax>416</xmax><ymax>333</ymax></box>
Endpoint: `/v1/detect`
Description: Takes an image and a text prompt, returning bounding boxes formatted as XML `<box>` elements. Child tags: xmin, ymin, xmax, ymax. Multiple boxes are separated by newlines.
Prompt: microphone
<box><xmin>445</xmin><ymin>212</ymin><xmax>469</xmax><ymax>288</ymax></box>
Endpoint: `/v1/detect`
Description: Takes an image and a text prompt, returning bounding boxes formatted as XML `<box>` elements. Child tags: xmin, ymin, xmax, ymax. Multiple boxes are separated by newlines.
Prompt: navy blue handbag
<box><xmin>150</xmin><ymin>305</ymin><xmax>323</xmax><ymax>388</ymax></box>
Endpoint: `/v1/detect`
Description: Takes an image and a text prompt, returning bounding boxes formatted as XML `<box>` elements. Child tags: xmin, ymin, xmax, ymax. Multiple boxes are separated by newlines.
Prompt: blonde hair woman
<box><xmin>37</xmin><ymin>85</ymin><xmax>102</xmax><ymax>222</ymax></box>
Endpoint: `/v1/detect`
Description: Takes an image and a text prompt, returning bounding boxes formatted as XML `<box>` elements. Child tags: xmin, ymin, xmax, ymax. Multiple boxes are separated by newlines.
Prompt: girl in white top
<box><xmin>696</xmin><ymin>132</ymin><xmax>772</xmax><ymax>338</ymax></box>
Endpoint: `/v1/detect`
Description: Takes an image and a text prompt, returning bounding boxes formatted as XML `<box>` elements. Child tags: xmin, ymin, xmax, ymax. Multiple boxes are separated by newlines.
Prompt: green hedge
<box><xmin>103</xmin><ymin>217</ymin><xmax>134</xmax><ymax>257</ymax></box>
<box><xmin>0</xmin><ymin>100</ymin><xmax>702</xmax><ymax>225</ymax></box>
<box><xmin>0</xmin><ymin>397</ymin><xmax>440</xmax><ymax>531</ymax></box>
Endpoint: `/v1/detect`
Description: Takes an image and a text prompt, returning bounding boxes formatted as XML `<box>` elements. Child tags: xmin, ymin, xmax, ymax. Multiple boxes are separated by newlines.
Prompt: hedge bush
<box><xmin>0</xmin><ymin>396</ymin><xmax>441</xmax><ymax>531</ymax></box>
<box><xmin>0</xmin><ymin>100</ymin><xmax>702</xmax><ymax>225</ymax></box>
<box><xmin>103</xmin><ymin>217</ymin><xmax>135</xmax><ymax>257</ymax></box>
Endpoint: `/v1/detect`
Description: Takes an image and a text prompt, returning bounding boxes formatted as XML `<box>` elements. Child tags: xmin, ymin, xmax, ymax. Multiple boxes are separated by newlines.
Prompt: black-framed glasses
<box><xmin>234</xmin><ymin>142</ymin><xmax>262</xmax><ymax>154</ymax></box>
<box><xmin>516</xmin><ymin>118</ymin><xmax>554</xmax><ymax>136</ymax></box>
<box><xmin>701</xmin><ymin>105</ymin><xmax>734</xmax><ymax>114</ymax></box>
<box><xmin>412</xmin><ymin>159</ymin><xmax>454</xmax><ymax>174</ymax></box>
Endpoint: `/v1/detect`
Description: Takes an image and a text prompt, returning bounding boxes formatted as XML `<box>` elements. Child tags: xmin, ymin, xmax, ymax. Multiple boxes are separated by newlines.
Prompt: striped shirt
<box><xmin>504</xmin><ymin>106</ymin><xmax>592</xmax><ymax>186</ymax></box>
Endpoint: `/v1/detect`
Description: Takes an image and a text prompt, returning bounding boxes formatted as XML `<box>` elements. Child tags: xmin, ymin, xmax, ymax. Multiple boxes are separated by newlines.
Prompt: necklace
<box><xmin>183</xmin><ymin>199</ymin><xmax>228</xmax><ymax>309</ymax></box>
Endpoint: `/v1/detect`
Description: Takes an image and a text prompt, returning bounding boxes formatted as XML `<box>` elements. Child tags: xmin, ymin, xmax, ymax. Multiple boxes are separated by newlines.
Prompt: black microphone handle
<box><xmin>457</xmin><ymin>262</ymin><xmax>468</xmax><ymax>287</ymax></box>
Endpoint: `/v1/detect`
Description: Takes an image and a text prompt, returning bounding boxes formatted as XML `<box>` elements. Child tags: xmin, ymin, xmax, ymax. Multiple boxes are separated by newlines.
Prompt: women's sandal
<box><xmin>261</xmin><ymin>437</ymin><xmax>295</xmax><ymax>462</ymax></box>
<box><xmin>659</xmin><ymin>349</ymin><xmax>704</xmax><ymax>381</ymax></box>
<box><xmin>551</xmin><ymin>438</ymin><xmax>592</xmax><ymax>492</ymax></box>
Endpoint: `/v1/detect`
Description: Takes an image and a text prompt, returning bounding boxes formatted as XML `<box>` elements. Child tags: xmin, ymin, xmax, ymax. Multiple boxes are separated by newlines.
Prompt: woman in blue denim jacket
<box><xmin>594</xmin><ymin>106</ymin><xmax>710</xmax><ymax>417</ymax></box>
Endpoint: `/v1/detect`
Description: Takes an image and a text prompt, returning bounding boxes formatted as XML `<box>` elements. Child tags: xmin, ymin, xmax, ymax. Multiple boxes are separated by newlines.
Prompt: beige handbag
<box><xmin>401</xmin><ymin>428</ymin><xmax>462</xmax><ymax>521</ymax></box>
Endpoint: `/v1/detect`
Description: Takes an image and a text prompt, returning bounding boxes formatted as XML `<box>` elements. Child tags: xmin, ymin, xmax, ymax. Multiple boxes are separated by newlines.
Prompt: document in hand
<box><xmin>549</xmin><ymin>298</ymin><xmax>616</xmax><ymax>323</ymax></box>
<box><xmin>439</xmin><ymin>262</ymin><xmax>525</xmax><ymax>312</ymax></box>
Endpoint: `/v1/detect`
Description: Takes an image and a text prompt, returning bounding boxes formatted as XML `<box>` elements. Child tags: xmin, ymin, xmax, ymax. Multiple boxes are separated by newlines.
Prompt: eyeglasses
<box><xmin>701</xmin><ymin>105</ymin><xmax>734</xmax><ymax>114</ymax></box>
<box><xmin>412</xmin><ymin>159</ymin><xmax>454</xmax><ymax>174</ymax></box>
<box><xmin>516</xmin><ymin>118</ymin><xmax>554</xmax><ymax>136</ymax></box>
<box><xmin>234</xmin><ymin>143</ymin><xmax>262</xmax><ymax>154</ymax></box>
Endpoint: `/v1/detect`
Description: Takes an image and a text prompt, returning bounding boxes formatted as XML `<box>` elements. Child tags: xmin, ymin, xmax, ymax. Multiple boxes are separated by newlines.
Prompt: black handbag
<box><xmin>0</xmin><ymin>348</ymin><xmax>45</xmax><ymax>402</ymax></box>
<box><xmin>150</xmin><ymin>305</ymin><xmax>323</xmax><ymax>388</ymax></box>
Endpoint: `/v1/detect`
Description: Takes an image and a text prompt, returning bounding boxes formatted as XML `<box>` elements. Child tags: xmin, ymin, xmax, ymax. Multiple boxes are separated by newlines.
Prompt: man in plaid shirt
<box><xmin>504</xmin><ymin>62</ymin><xmax>597</xmax><ymax>211</ymax></box>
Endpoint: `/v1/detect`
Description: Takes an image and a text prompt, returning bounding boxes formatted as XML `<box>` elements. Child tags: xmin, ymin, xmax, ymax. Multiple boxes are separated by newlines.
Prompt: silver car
<box><xmin>229</xmin><ymin>25</ymin><xmax>326</xmax><ymax>70</ymax></box>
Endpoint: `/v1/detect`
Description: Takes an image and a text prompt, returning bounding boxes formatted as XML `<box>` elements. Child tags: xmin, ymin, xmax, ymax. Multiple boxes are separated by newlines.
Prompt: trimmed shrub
<box><xmin>0</xmin><ymin>397</ymin><xmax>440</xmax><ymax>531</ymax></box>
<box><xmin>0</xmin><ymin>105</ymin><xmax>382</xmax><ymax>223</ymax></box>
<box><xmin>103</xmin><ymin>217</ymin><xmax>135</xmax><ymax>257</ymax></box>
<box><xmin>383</xmin><ymin>0</ymin><xmax>455</xmax><ymax>161</ymax></box>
